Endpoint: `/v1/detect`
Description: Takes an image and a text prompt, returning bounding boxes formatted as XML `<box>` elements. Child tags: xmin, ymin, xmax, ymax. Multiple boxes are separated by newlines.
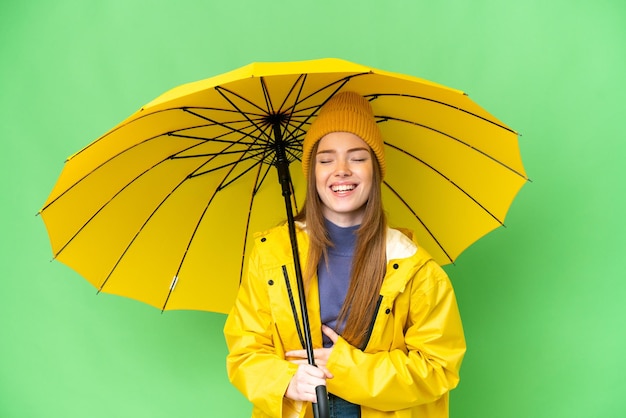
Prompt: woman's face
<box><xmin>314</xmin><ymin>132</ymin><xmax>374</xmax><ymax>227</ymax></box>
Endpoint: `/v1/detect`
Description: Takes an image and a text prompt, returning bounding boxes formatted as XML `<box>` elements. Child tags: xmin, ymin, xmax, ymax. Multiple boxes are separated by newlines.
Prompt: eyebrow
<box><xmin>316</xmin><ymin>147</ymin><xmax>370</xmax><ymax>155</ymax></box>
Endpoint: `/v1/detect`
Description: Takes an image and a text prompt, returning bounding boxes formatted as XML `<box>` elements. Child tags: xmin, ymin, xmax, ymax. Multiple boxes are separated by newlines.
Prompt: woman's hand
<box><xmin>284</xmin><ymin>363</ymin><xmax>332</xmax><ymax>402</ymax></box>
<box><xmin>284</xmin><ymin>325</ymin><xmax>340</xmax><ymax>402</ymax></box>
<box><xmin>285</xmin><ymin>325</ymin><xmax>340</xmax><ymax>367</ymax></box>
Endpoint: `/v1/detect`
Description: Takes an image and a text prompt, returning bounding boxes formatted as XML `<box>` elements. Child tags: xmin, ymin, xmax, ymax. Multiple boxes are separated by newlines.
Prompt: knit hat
<box><xmin>302</xmin><ymin>91</ymin><xmax>386</xmax><ymax>178</ymax></box>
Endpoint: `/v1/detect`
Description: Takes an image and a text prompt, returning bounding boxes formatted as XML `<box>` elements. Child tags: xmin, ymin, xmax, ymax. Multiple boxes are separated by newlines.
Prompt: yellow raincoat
<box><xmin>224</xmin><ymin>223</ymin><xmax>466</xmax><ymax>418</ymax></box>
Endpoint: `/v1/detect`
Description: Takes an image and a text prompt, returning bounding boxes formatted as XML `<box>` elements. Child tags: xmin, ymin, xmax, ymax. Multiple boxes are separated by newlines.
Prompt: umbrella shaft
<box><xmin>272</xmin><ymin>122</ymin><xmax>329</xmax><ymax>418</ymax></box>
<box><xmin>272</xmin><ymin>122</ymin><xmax>292</xmax><ymax>198</ymax></box>
<box><xmin>271</xmin><ymin>122</ymin><xmax>315</xmax><ymax>364</ymax></box>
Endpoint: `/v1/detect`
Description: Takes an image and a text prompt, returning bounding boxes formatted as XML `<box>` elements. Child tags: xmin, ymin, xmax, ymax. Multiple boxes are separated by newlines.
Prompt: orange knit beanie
<box><xmin>302</xmin><ymin>91</ymin><xmax>385</xmax><ymax>178</ymax></box>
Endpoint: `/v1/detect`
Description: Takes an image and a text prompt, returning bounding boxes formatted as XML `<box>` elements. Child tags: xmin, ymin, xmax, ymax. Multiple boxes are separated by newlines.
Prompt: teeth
<box><xmin>332</xmin><ymin>184</ymin><xmax>355</xmax><ymax>192</ymax></box>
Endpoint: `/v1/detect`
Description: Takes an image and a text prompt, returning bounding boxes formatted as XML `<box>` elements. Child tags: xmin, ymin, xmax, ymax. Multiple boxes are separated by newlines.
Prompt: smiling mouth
<box><xmin>331</xmin><ymin>184</ymin><xmax>356</xmax><ymax>192</ymax></box>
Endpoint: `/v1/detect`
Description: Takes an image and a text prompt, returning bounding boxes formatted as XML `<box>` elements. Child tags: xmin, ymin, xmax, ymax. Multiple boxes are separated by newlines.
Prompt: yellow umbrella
<box><xmin>40</xmin><ymin>58</ymin><xmax>528</xmax><ymax>315</ymax></box>
<box><xmin>40</xmin><ymin>58</ymin><xmax>528</xmax><ymax>415</ymax></box>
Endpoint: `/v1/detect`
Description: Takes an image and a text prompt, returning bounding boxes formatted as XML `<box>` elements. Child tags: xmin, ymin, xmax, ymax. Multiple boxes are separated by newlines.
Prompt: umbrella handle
<box><xmin>314</xmin><ymin>386</ymin><xmax>329</xmax><ymax>418</ymax></box>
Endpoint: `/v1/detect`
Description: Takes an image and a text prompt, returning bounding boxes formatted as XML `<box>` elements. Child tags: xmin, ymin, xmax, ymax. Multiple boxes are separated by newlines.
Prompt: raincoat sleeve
<box><xmin>325</xmin><ymin>259</ymin><xmax>466</xmax><ymax>411</ymax></box>
<box><xmin>223</xmin><ymin>244</ymin><xmax>302</xmax><ymax>417</ymax></box>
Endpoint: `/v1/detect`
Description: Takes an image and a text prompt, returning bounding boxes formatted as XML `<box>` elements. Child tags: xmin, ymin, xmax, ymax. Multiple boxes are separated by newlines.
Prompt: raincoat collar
<box><xmin>295</xmin><ymin>220</ymin><xmax>419</xmax><ymax>261</ymax></box>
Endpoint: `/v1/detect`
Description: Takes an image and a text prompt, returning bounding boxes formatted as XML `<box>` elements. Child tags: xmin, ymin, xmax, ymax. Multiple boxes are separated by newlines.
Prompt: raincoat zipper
<box><xmin>360</xmin><ymin>294</ymin><xmax>383</xmax><ymax>350</ymax></box>
<box><xmin>282</xmin><ymin>265</ymin><xmax>306</xmax><ymax>349</ymax></box>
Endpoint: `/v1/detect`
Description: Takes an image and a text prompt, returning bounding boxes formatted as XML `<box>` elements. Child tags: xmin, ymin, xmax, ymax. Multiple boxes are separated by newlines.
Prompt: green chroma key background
<box><xmin>2</xmin><ymin>1</ymin><xmax>624</xmax><ymax>417</ymax></box>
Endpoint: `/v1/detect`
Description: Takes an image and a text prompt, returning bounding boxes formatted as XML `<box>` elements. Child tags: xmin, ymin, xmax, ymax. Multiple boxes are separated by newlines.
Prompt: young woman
<box><xmin>224</xmin><ymin>92</ymin><xmax>466</xmax><ymax>418</ymax></box>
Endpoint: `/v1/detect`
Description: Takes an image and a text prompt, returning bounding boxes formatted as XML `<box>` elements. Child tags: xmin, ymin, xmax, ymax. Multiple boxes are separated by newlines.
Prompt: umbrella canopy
<box><xmin>40</xmin><ymin>58</ymin><xmax>528</xmax><ymax>314</ymax></box>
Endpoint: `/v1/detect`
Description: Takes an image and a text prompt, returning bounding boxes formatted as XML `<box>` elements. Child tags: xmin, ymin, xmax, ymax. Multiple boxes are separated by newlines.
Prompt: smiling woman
<box><xmin>224</xmin><ymin>92</ymin><xmax>466</xmax><ymax>418</ymax></box>
<box><xmin>314</xmin><ymin>132</ymin><xmax>374</xmax><ymax>227</ymax></box>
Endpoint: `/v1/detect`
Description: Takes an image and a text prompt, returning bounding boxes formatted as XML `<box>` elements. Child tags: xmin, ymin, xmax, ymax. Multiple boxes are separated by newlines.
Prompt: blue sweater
<box><xmin>318</xmin><ymin>219</ymin><xmax>359</xmax><ymax>348</ymax></box>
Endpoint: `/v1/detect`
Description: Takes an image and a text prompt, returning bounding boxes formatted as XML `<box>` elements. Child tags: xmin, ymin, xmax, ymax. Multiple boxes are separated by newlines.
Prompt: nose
<box><xmin>334</xmin><ymin>158</ymin><xmax>351</xmax><ymax>176</ymax></box>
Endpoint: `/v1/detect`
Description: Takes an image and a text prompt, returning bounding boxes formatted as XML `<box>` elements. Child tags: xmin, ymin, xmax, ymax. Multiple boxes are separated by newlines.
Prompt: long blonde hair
<box><xmin>295</xmin><ymin>141</ymin><xmax>387</xmax><ymax>349</ymax></box>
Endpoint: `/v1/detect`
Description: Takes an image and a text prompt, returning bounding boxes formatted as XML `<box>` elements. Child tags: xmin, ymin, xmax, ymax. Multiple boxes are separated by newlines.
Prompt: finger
<box><xmin>308</xmin><ymin>383</ymin><xmax>327</xmax><ymax>403</ymax></box>
<box><xmin>318</xmin><ymin>365</ymin><xmax>334</xmax><ymax>379</ymax></box>
<box><xmin>285</xmin><ymin>349</ymin><xmax>308</xmax><ymax>359</ymax></box>
<box><xmin>321</xmin><ymin>325</ymin><xmax>340</xmax><ymax>343</ymax></box>
<box><xmin>309</xmin><ymin>348</ymin><xmax>331</xmax><ymax>367</ymax></box>
<box><xmin>302</xmin><ymin>363</ymin><xmax>332</xmax><ymax>380</ymax></box>
<box><xmin>287</xmin><ymin>348</ymin><xmax>325</xmax><ymax>359</ymax></box>
<box><xmin>288</xmin><ymin>359</ymin><xmax>310</xmax><ymax>366</ymax></box>
<box><xmin>302</xmin><ymin>364</ymin><xmax>327</xmax><ymax>379</ymax></box>
<box><xmin>302</xmin><ymin>383</ymin><xmax>326</xmax><ymax>403</ymax></box>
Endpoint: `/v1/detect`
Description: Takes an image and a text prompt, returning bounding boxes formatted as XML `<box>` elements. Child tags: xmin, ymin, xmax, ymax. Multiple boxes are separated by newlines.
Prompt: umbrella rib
<box><xmin>368</xmin><ymin>93</ymin><xmax>518</xmax><ymax>135</ymax></box>
<box><xmin>60</xmin><ymin>72</ymin><xmax>367</xmax><ymax>164</ymax></box>
<box><xmin>256</xmin><ymin>73</ymin><xmax>312</xmax><ymax>196</ymax></box>
<box><xmin>54</xmin><ymin>128</ymin><xmax>255</xmax><ymax>262</ymax></box>
<box><xmin>100</xmin><ymin>139</ymin><xmax>251</xmax><ymax>298</ymax></box>
<box><xmin>237</xmin><ymin>152</ymin><xmax>273</xmax><ymax>285</ymax></box>
<box><xmin>215</xmin><ymin>73</ymin><xmax>368</xmax><ymax>150</ymax></box>
<box><xmin>40</xmin><ymin>134</ymin><xmax>162</xmax><ymax>212</ymax></box>
<box><xmin>383</xmin><ymin>181</ymin><xmax>455</xmax><ymax>265</ymax></box>
<box><xmin>168</xmin><ymin>130</ymin><xmax>259</xmax><ymax>146</ymax></box>
<box><xmin>260</xmin><ymin>77</ymin><xmax>276</xmax><ymax>115</ymax></box>
<box><xmin>213</xmin><ymin>87</ymin><xmax>274</xmax><ymax>142</ymax></box>
<box><xmin>284</xmin><ymin>138</ymin><xmax>304</xmax><ymax>163</ymax></box>
<box><xmin>276</xmin><ymin>74</ymin><xmax>306</xmax><ymax>115</ymax></box>
<box><xmin>181</xmin><ymin>106</ymin><xmax>266</xmax><ymax>117</ymax></box>
<box><xmin>41</xmin><ymin>108</ymin><xmax>261</xmax><ymax>213</ymax></box>
<box><xmin>217</xmin><ymin>73</ymin><xmax>353</xmax><ymax>125</ymax></box>
<box><xmin>181</xmin><ymin>108</ymin><xmax>270</xmax><ymax>145</ymax></box>
<box><xmin>282</xmin><ymin>76</ymin><xmax>358</xmax><ymax>147</ymax></box>
<box><xmin>214</xmin><ymin>86</ymin><xmax>272</xmax><ymax>116</ymax></box>
<box><xmin>60</xmin><ymin>106</ymin><xmax>261</xmax><ymax>161</ymax></box>
<box><xmin>161</xmin><ymin>146</ymin><xmax>263</xmax><ymax>310</ymax></box>
<box><xmin>177</xmin><ymin>122</ymin><xmax>275</xmax><ymax>181</ymax></box>
<box><xmin>254</xmin><ymin>160</ymin><xmax>274</xmax><ymax>195</ymax></box>
<box><xmin>95</xmin><ymin>155</ymin><xmax>216</xmax><ymax>293</ymax></box>
<box><xmin>160</xmin><ymin>212</ymin><xmax>216</xmax><ymax>311</ymax></box>
<box><xmin>286</xmin><ymin>73</ymin><xmax>369</xmax><ymax>115</ymax></box>
<box><xmin>192</xmin><ymin>153</ymin><xmax>265</xmax><ymax>190</ymax></box>
<box><xmin>47</xmin><ymin>133</ymin><xmax>232</xmax><ymax>257</ymax></box>
<box><xmin>169</xmin><ymin>132</ymin><xmax>274</xmax><ymax>184</ymax></box>
<box><xmin>251</xmin><ymin>72</ymin><xmax>361</xmax><ymax>168</ymax></box>
<box><xmin>170</xmin><ymin>146</ymin><xmax>268</xmax><ymax>159</ymax></box>
<box><xmin>275</xmin><ymin>76</ymin><xmax>308</xmax><ymax>160</ymax></box>
<box><xmin>380</xmin><ymin>116</ymin><xmax>528</xmax><ymax>180</ymax></box>
<box><xmin>385</xmin><ymin>142</ymin><xmax>505</xmax><ymax>226</ymax></box>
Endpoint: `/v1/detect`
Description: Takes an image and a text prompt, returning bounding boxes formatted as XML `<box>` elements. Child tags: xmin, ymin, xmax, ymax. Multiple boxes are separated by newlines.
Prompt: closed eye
<box><xmin>350</xmin><ymin>152</ymin><xmax>370</xmax><ymax>162</ymax></box>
